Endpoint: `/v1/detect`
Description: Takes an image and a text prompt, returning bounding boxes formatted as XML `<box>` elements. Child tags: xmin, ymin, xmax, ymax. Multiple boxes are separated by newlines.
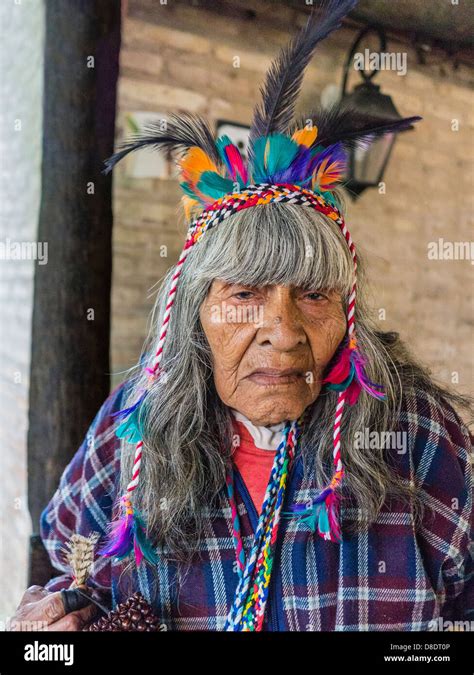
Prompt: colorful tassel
<box><xmin>98</xmin><ymin>495</ymin><xmax>158</xmax><ymax>566</ymax></box>
<box><xmin>286</xmin><ymin>487</ymin><xmax>342</xmax><ymax>542</ymax></box>
<box><xmin>323</xmin><ymin>340</ymin><xmax>385</xmax><ymax>405</ymax></box>
<box><xmin>177</xmin><ymin>131</ymin><xmax>351</xmax><ymax>207</ymax></box>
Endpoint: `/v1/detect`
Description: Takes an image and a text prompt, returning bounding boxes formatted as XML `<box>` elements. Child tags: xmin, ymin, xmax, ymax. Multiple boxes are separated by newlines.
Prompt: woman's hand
<box><xmin>11</xmin><ymin>585</ymin><xmax>98</xmax><ymax>631</ymax></box>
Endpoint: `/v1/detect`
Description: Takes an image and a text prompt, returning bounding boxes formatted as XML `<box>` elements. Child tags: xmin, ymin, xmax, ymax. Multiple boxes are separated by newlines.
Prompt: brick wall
<box><xmin>110</xmin><ymin>0</ymin><xmax>473</xmax><ymax>400</ymax></box>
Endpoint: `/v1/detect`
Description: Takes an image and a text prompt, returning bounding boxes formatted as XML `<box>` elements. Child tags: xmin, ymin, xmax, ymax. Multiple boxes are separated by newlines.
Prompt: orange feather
<box><xmin>291</xmin><ymin>125</ymin><xmax>318</xmax><ymax>147</ymax></box>
<box><xmin>313</xmin><ymin>156</ymin><xmax>344</xmax><ymax>190</ymax></box>
<box><xmin>178</xmin><ymin>147</ymin><xmax>220</xmax><ymax>187</ymax></box>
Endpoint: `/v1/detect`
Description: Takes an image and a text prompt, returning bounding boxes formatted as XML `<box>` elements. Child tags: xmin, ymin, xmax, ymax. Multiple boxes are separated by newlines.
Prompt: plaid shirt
<box><xmin>40</xmin><ymin>382</ymin><xmax>473</xmax><ymax>631</ymax></box>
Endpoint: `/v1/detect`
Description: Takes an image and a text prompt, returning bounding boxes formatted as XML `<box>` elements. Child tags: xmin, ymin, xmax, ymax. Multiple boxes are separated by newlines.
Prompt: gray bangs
<box><xmin>185</xmin><ymin>201</ymin><xmax>354</xmax><ymax>298</ymax></box>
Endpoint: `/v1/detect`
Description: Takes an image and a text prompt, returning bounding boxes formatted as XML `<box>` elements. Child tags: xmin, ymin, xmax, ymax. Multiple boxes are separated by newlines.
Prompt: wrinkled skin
<box><xmin>200</xmin><ymin>281</ymin><xmax>347</xmax><ymax>426</ymax></box>
<box><xmin>10</xmin><ymin>585</ymin><xmax>98</xmax><ymax>631</ymax></box>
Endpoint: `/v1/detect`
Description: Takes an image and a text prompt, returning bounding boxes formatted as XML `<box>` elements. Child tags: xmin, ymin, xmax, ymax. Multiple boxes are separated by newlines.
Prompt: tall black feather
<box><xmin>248</xmin><ymin>0</ymin><xmax>357</xmax><ymax>160</ymax></box>
<box><xmin>102</xmin><ymin>111</ymin><xmax>220</xmax><ymax>175</ymax></box>
<box><xmin>292</xmin><ymin>105</ymin><xmax>422</xmax><ymax>150</ymax></box>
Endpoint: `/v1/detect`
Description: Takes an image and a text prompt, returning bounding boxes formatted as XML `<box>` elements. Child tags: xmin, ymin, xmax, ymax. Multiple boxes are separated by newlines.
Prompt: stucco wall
<box><xmin>0</xmin><ymin>0</ymin><xmax>44</xmax><ymax>622</ymax></box>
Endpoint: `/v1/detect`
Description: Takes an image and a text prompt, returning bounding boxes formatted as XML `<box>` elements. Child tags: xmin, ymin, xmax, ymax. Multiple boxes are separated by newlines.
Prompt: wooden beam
<box><xmin>27</xmin><ymin>0</ymin><xmax>121</xmax><ymax>585</ymax></box>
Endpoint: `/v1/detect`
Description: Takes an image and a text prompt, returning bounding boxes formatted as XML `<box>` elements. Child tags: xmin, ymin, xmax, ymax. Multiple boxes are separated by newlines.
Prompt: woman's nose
<box><xmin>256</xmin><ymin>288</ymin><xmax>306</xmax><ymax>350</ymax></box>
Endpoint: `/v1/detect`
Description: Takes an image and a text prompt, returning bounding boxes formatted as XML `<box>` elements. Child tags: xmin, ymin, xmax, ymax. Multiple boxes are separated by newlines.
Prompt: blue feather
<box><xmin>318</xmin><ymin>503</ymin><xmax>331</xmax><ymax>534</ymax></box>
<box><xmin>116</xmin><ymin>409</ymin><xmax>143</xmax><ymax>443</ymax></box>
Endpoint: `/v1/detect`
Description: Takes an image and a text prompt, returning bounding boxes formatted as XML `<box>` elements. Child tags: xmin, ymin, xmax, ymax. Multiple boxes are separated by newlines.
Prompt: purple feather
<box><xmin>248</xmin><ymin>0</ymin><xmax>358</xmax><ymax>158</ymax></box>
<box><xmin>111</xmin><ymin>389</ymin><xmax>148</xmax><ymax>421</ymax></box>
<box><xmin>272</xmin><ymin>145</ymin><xmax>313</xmax><ymax>183</ymax></box>
<box><xmin>351</xmin><ymin>350</ymin><xmax>385</xmax><ymax>399</ymax></box>
<box><xmin>98</xmin><ymin>514</ymin><xmax>134</xmax><ymax>558</ymax></box>
<box><xmin>289</xmin><ymin>487</ymin><xmax>332</xmax><ymax>512</ymax></box>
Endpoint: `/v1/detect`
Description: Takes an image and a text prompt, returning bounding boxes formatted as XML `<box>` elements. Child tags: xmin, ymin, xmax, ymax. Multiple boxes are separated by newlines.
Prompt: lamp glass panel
<box><xmin>352</xmin><ymin>133</ymin><xmax>395</xmax><ymax>184</ymax></box>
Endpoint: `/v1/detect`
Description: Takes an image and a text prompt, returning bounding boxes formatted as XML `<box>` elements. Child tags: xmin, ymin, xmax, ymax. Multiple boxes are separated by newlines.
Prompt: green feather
<box><xmin>325</xmin><ymin>363</ymin><xmax>356</xmax><ymax>391</ymax></box>
<box><xmin>267</xmin><ymin>135</ymin><xmax>299</xmax><ymax>174</ymax></box>
<box><xmin>319</xmin><ymin>189</ymin><xmax>338</xmax><ymax>207</ymax></box>
<box><xmin>251</xmin><ymin>137</ymin><xmax>267</xmax><ymax>182</ymax></box>
<box><xmin>134</xmin><ymin>512</ymin><xmax>159</xmax><ymax>565</ymax></box>
<box><xmin>215</xmin><ymin>134</ymin><xmax>233</xmax><ymax>161</ymax></box>
<box><xmin>197</xmin><ymin>171</ymin><xmax>235</xmax><ymax>199</ymax></box>
<box><xmin>300</xmin><ymin>507</ymin><xmax>318</xmax><ymax>532</ymax></box>
<box><xmin>251</xmin><ymin>134</ymin><xmax>299</xmax><ymax>182</ymax></box>
<box><xmin>179</xmin><ymin>181</ymin><xmax>201</xmax><ymax>201</ymax></box>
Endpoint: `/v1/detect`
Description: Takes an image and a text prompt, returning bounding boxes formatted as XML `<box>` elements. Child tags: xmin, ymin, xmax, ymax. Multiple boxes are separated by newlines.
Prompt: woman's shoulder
<box><xmin>395</xmin><ymin>384</ymin><xmax>472</xmax><ymax>505</ymax></box>
<box><xmin>398</xmin><ymin>384</ymin><xmax>472</xmax><ymax>457</ymax></box>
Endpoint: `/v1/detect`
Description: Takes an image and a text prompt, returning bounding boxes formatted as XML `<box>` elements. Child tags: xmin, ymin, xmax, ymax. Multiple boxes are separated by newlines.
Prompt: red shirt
<box><xmin>231</xmin><ymin>420</ymin><xmax>277</xmax><ymax>513</ymax></box>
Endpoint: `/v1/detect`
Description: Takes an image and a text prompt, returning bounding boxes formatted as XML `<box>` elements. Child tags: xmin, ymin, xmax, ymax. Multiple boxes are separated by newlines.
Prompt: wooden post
<box><xmin>27</xmin><ymin>1</ymin><xmax>121</xmax><ymax>585</ymax></box>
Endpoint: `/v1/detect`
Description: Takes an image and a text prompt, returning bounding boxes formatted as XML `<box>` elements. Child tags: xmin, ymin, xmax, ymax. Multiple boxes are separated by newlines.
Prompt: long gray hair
<box><xmin>118</xmin><ymin>194</ymin><xmax>472</xmax><ymax>565</ymax></box>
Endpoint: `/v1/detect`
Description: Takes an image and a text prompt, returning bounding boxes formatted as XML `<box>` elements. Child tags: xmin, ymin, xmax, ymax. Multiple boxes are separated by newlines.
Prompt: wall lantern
<box><xmin>340</xmin><ymin>25</ymin><xmax>415</xmax><ymax>199</ymax></box>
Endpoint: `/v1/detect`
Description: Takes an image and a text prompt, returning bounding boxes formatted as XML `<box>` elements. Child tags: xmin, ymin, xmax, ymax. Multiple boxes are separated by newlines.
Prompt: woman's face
<box><xmin>199</xmin><ymin>280</ymin><xmax>346</xmax><ymax>426</ymax></box>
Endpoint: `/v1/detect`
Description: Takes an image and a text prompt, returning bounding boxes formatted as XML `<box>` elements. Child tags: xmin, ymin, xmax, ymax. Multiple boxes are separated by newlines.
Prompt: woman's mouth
<box><xmin>246</xmin><ymin>368</ymin><xmax>306</xmax><ymax>386</ymax></box>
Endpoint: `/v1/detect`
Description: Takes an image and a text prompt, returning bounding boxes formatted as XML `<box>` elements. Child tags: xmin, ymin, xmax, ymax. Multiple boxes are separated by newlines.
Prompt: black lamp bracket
<box><xmin>341</xmin><ymin>24</ymin><xmax>387</xmax><ymax>95</ymax></box>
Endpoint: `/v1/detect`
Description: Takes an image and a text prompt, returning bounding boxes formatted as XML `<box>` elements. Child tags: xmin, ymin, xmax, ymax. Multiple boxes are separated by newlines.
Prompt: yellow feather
<box><xmin>263</xmin><ymin>138</ymin><xmax>270</xmax><ymax>170</ymax></box>
<box><xmin>182</xmin><ymin>195</ymin><xmax>200</xmax><ymax>222</ymax></box>
<box><xmin>292</xmin><ymin>125</ymin><xmax>318</xmax><ymax>147</ymax></box>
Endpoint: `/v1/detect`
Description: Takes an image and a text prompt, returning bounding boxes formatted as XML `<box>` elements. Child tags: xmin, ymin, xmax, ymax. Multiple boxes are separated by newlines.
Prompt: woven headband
<box><xmin>97</xmin><ymin>0</ymin><xmax>420</xmax><ymax>566</ymax></box>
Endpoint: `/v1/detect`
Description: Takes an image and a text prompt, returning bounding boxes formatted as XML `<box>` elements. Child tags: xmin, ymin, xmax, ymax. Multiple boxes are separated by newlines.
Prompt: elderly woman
<box><xmin>14</xmin><ymin>2</ymin><xmax>472</xmax><ymax>632</ymax></box>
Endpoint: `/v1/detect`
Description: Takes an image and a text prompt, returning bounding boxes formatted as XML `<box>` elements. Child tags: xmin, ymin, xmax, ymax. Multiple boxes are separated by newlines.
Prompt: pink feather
<box><xmin>134</xmin><ymin>537</ymin><xmax>144</xmax><ymax>567</ymax></box>
<box><xmin>325</xmin><ymin>491</ymin><xmax>342</xmax><ymax>541</ymax></box>
<box><xmin>346</xmin><ymin>378</ymin><xmax>362</xmax><ymax>406</ymax></box>
<box><xmin>224</xmin><ymin>143</ymin><xmax>248</xmax><ymax>184</ymax></box>
<box><xmin>98</xmin><ymin>514</ymin><xmax>133</xmax><ymax>558</ymax></box>
<box><xmin>323</xmin><ymin>346</ymin><xmax>352</xmax><ymax>384</ymax></box>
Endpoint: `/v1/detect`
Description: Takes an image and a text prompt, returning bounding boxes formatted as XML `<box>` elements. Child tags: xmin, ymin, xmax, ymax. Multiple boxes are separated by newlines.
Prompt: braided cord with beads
<box><xmin>225</xmin><ymin>425</ymin><xmax>290</xmax><ymax>630</ymax></box>
<box><xmin>225</xmin><ymin>417</ymin><xmax>301</xmax><ymax>631</ymax></box>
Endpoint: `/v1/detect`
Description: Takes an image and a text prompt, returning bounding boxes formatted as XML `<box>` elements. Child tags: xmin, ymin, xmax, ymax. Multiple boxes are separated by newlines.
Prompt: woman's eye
<box><xmin>233</xmin><ymin>291</ymin><xmax>255</xmax><ymax>300</ymax></box>
<box><xmin>303</xmin><ymin>291</ymin><xmax>325</xmax><ymax>301</ymax></box>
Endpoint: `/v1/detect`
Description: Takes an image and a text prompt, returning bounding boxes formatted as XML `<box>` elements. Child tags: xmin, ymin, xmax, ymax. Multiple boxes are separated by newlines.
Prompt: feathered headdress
<box><xmin>98</xmin><ymin>0</ymin><xmax>421</xmax><ymax>567</ymax></box>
